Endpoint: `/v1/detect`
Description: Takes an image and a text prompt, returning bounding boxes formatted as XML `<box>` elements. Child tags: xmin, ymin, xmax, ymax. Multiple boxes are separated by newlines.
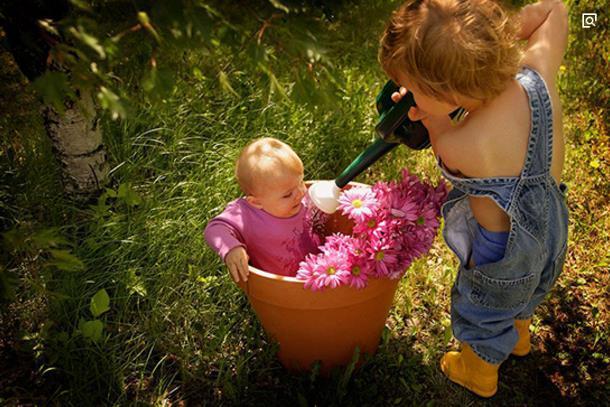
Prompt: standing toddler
<box><xmin>379</xmin><ymin>0</ymin><xmax>569</xmax><ymax>397</ymax></box>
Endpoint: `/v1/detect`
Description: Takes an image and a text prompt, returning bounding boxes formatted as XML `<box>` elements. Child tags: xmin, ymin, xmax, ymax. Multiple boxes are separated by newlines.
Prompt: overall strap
<box><xmin>516</xmin><ymin>67</ymin><xmax>554</xmax><ymax>177</ymax></box>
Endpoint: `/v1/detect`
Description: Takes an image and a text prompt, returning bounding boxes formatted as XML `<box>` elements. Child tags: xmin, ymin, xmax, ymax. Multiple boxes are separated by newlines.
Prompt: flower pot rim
<box><xmin>247</xmin><ymin>264</ymin><xmax>303</xmax><ymax>284</ymax></box>
<box><xmin>306</xmin><ymin>180</ymin><xmax>369</xmax><ymax>188</ymax></box>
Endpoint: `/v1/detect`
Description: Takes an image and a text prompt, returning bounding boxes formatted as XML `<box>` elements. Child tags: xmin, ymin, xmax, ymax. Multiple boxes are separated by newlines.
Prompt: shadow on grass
<box><xmin>530</xmin><ymin>279</ymin><xmax>609</xmax><ymax>404</ymax></box>
<box><xmin>145</xmin><ymin>278</ymin><xmax>608</xmax><ymax>406</ymax></box>
<box><xmin>151</xmin><ymin>326</ymin><xmax>436</xmax><ymax>405</ymax></box>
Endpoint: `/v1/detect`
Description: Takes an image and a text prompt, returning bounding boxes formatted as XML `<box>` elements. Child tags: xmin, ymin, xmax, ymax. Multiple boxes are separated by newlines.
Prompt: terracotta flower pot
<box><xmin>237</xmin><ymin>182</ymin><xmax>400</xmax><ymax>375</ymax></box>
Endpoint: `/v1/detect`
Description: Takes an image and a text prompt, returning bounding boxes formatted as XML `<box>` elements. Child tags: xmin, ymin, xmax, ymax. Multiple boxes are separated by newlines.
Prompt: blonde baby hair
<box><xmin>235</xmin><ymin>137</ymin><xmax>304</xmax><ymax>196</ymax></box>
<box><xmin>379</xmin><ymin>0</ymin><xmax>522</xmax><ymax>103</ymax></box>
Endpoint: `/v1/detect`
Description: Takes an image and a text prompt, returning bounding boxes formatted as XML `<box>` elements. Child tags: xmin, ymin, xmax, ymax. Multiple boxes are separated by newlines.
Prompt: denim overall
<box><xmin>439</xmin><ymin>67</ymin><xmax>569</xmax><ymax>364</ymax></box>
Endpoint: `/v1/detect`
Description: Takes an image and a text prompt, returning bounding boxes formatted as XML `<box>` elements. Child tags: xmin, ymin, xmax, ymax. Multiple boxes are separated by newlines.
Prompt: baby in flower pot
<box><xmin>206</xmin><ymin>142</ymin><xmax>447</xmax><ymax>375</ymax></box>
<box><xmin>204</xmin><ymin>137</ymin><xmax>324</xmax><ymax>282</ymax></box>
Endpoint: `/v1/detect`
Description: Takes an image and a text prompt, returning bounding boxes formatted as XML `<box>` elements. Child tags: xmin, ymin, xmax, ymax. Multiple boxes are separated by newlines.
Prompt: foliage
<box><xmin>3</xmin><ymin>0</ymin><xmax>354</xmax><ymax>121</ymax></box>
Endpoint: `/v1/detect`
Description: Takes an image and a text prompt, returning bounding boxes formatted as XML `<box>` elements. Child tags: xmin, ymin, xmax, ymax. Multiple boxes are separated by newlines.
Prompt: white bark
<box><xmin>43</xmin><ymin>89</ymin><xmax>108</xmax><ymax>200</ymax></box>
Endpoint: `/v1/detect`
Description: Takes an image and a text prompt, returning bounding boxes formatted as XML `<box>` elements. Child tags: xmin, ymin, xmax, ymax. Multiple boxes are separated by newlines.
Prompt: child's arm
<box><xmin>204</xmin><ymin>218</ymin><xmax>250</xmax><ymax>282</ymax></box>
<box><xmin>518</xmin><ymin>0</ymin><xmax>569</xmax><ymax>81</ymax></box>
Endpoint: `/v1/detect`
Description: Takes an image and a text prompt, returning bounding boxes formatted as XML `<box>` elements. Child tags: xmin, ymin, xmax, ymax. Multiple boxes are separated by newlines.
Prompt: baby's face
<box><xmin>250</xmin><ymin>171</ymin><xmax>306</xmax><ymax>218</ymax></box>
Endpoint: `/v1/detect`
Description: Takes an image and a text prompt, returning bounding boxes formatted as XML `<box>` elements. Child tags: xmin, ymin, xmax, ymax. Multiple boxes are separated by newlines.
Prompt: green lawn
<box><xmin>1</xmin><ymin>0</ymin><xmax>608</xmax><ymax>405</ymax></box>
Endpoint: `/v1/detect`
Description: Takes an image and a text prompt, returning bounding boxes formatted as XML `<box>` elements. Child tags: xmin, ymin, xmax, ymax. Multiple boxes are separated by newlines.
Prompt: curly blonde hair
<box><xmin>379</xmin><ymin>0</ymin><xmax>522</xmax><ymax>102</ymax></box>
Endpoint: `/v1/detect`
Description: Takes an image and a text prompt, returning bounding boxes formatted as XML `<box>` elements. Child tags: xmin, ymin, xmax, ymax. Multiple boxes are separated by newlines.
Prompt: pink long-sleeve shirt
<box><xmin>204</xmin><ymin>198</ymin><xmax>323</xmax><ymax>276</ymax></box>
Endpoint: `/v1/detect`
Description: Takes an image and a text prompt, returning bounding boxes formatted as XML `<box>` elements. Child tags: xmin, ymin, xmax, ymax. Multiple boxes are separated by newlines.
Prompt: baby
<box><xmin>204</xmin><ymin>137</ymin><xmax>321</xmax><ymax>282</ymax></box>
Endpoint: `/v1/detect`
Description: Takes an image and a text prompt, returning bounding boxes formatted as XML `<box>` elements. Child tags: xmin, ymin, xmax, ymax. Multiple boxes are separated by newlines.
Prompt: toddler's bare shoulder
<box><xmin>439</xmin><ymin>110</ymin><xmax>528</xmax><ymax>178</ymax></box>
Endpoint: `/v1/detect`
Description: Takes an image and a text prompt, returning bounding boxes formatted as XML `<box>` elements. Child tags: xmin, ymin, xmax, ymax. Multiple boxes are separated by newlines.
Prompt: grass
<box><xmin>1</xmin><ymin>0</ymin><xmax>608</xmax><ymax>405</ymax></box>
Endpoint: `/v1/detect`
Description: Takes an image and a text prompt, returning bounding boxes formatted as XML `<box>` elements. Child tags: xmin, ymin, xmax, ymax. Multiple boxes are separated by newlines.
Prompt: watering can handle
<box><xmin>335</xmin><ymin>139</ymin><xmax>398</xmax><ymax>188</ymax></box>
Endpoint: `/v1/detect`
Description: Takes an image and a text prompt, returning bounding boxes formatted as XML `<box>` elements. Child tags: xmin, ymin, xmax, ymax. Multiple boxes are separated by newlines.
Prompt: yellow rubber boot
<box><xmin>440</xmin><ymin>343</ymin><xmax>500</xmax><ymax>398</ymax></box>
<box><xmin>512</xmin><ymin>318</ymin><xmax>532</xmax><ymax>356</ymax></box>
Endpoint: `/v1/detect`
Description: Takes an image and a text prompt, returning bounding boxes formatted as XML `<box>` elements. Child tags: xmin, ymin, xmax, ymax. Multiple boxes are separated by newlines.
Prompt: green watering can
<box><xmin>309</xmin><ymin>80</ymin><xmax>432</xmax><ymax>213</ymax></box>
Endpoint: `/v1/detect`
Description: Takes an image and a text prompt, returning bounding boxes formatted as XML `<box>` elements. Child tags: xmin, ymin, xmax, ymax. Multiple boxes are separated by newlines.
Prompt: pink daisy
<box><xmin>347</xmin><ymin>258</ymin><xmax>371</xmax><ymax>289</ymax></box>
<box><xmin>297</xmin><ymin>254</ymin><xmax>320</xmax><ymax>290</ymax></box>
<box><xmin>312</xmin><ymin>252</ymin><xmax>350</xmax><ymax>290</ymax></box>
<box><xmin>322</xmin><ymin>233</ymin><xmax>358</xmax><ymax>255</ymax></box>
<box><xmin>367</xmin><ymin>235</ymin><xmax>400</xmax><ymax>278</ymax></box>
<box><xmin>338</xmin><ymin>187</ymin><xmax>379</xmax><ymax>223</ymax></box>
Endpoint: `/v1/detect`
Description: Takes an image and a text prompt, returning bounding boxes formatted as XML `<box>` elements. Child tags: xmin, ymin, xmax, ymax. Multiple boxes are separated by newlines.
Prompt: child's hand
<box><xmin>391</xmin><ymin>86</ymin><xmax>408</xmax><ymax>103</ymax></box>
<box><xmin>391</xmin><ymin>86</ymin><xmax>426</xmax><ymax>122</ymax></box>
<box><xmin>225</xmin><ymin>246</ymin><xmax>250</xmax><ymax>282</ymax></box>
<box><xmin>389</xmin><ymin>85</ymin><xmax>453</xmax><ymax>137</ymax></box>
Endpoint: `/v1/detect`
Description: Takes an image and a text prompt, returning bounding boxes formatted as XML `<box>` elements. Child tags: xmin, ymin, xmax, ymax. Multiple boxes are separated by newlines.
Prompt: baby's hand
<box><xmin>225</xmin><ymin>246</ymin><xmax>249</xmax><ymax>282</ymax></box>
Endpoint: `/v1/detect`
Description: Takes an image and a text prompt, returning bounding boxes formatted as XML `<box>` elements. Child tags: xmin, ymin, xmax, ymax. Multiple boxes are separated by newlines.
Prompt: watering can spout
<box><xmin>308</xmin><ymin>138</ymin><xmax>399</xmax><ymax>213</ymax></box>
<box><xmin>308</xmin><ymin>181</ymin><xmax>342</xmax><ymax>214</ymax></box>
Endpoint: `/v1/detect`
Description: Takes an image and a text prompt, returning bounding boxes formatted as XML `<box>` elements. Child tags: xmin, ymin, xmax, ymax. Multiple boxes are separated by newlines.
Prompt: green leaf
<box><xmin>32</xmin><ymin>72</ymin><xmax>75</xmax><ymax>113</ymax></box>
<box><xmin>78</xmin><ymin>318</ymin><xmax>104</xmax><ymax>342</ymax></box>
<box><xmin>2</xmin><ymin>228</ymin><xmax>27</xmax><ymax>253</ymax></box>
<box><xmin>258</xmin><ymin>64</ymin><xmax>288</xmax><ymax>101</ymax></box>
<box><xmin>31</xmin><ymin>228</ymin><xmax>68</xmax><ymax>249</ymax></box>
<box><xmin>196</xmin><ymin>275</ymin><xmax>220</xmax><ymax>286</ymax></box>
<box><xmin>48</xmin><ymin>250</ymin><xmax>86</xmax><ymax>272</ymax></box>
<box><xmin>68</xmin><ymin>26</ymin><xmax>106</xmax><ymax>59</ymax></box>
<box><xmin>268</xmin><ymin>0</ymin><xmax>290</xmax><ymax>13</ymax></box>
<box><xmin>138</xmin><ymin>11</ymin><xmax>161</xmax><ymax>43</ymax></box>
<box><xmin>337</xmin><ymin>346</ymin><xmax>359</xmax><ymax>399</ymax></box>
<box><xmin>117</xmin><ymin>183</ymin><xmax>142</xmax><ymax>207</ymax></box>
<box><xmin>69</xmin><ymin>0</ymin><xmax>93</xmax><ymax>11</ymax></box>
<box><xmin>192</xmin><ymin>67</ymin><xmax>206</xmax><ymax>81</ymax></box>
<box><xmin>443</xmin><ymin>324</ymin><xmax>452</xmax><ymax>345</ymax></box>
<box><xmin>292</xmin><ymin>70</ymin><xmax>315</xmax><ymax>105</ymax></box>
<box><xmin>38</xmin><ymin>19</ymin><xmax>59</xmax><ymax>36</ymax></box>
<box><xmin>90</xmin><ymin>289</ymin><xmax>110</xmax><ymax>317</ymax></box>
<box><xmin>142</xmin><ymin>67</ymin><xmax>174</xmax><ymax>99</ymax></box>
<box><xmin>97</xmin><ymin>87</ymin><xmax>125</xmax><ymax>120</ymax></box>
<box><xmin>127</xmin><ymin>269</ymin><xmax>147</xmax><ymax>297</ymax></box>
<box><xmin>105</xmin><ymin>188</ymin><xmax>117</xmax><ymax>198</ymax></box>
<box><xmin>101</xmin><ymin>38</ymin><xmax>120</xmax><ymax>59</ymax></box>
<box><xmin>218</xmin><ymin>71</ymin><xmax>239</xmax><ymax>98</ymax></box>
<box><xmin>381</xmin><ymin>325</ymin><xmax>390</xmax><ymax>346</ymax></box>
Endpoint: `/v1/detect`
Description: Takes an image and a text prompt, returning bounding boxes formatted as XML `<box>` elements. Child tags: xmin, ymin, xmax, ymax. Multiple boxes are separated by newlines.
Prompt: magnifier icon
<box><xmin>582</xmin><ymin>13</ymin><xmax>597</xmax><ymax>28</ymax></box>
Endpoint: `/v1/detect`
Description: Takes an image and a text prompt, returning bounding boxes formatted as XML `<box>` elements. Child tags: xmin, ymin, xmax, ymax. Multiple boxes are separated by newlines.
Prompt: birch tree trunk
<box><xmin>2</xmin><ymin>0</ymin><xmax>109</xmax><ymax>201</ymax></box>
<box><xmin>43</xmin><ymin>89</ymin><xmax>109</xmax><ymax>200</ymax></box>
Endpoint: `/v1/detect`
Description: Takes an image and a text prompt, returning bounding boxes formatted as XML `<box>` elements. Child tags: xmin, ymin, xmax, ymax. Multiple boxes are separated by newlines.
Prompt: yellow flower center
<box><xmin>352</xmin><ymin>266</ymin><xmax>361</xmax><ymax>276</ymax></box>
<box><xmin>375</xmin><ymin>251</ymin><xmax>385</xmax><ymax>261</ymax></box>
<box><xmin>367</xmin><ymin>219</ymin><xmax>376</xmax><ymax>228</ymax></box>
<box><xmin>327</xmin><ymin>266</ymin><xmax>336</xmax><ymax>275</ymax></box>
<box><xmin>352</xmin><ymin>199</ymin><xmax>363</xmax><ymax>208</ymax></box>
